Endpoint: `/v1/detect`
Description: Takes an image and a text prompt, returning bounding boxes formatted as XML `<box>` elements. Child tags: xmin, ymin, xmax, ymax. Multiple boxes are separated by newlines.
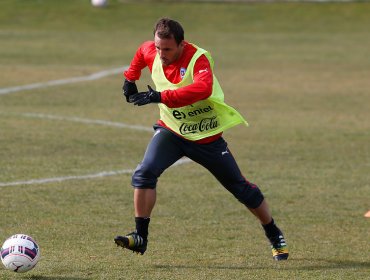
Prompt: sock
<box><xmin>135</xmin><ymin>217</ymin><xmax>150</xmax><ymax>240</ymax></box>
<box><xmin>262</xmin><ymin>218</ymin><xmax>281</xmax><ymax>239</ymax></box>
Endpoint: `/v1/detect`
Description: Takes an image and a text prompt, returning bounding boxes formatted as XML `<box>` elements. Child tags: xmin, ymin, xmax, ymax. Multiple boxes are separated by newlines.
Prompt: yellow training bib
<box><xmin>152</xmin><ymin>44</ymin><xmax>248</xmax><ymax>141</ymax></box>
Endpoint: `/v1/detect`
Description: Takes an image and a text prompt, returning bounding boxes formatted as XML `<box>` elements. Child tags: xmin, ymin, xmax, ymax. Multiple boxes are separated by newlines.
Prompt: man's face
<box><xmin>154</xmin><ymin>32</ymin><xmax>184</xmax><ymax>66</ymax></box>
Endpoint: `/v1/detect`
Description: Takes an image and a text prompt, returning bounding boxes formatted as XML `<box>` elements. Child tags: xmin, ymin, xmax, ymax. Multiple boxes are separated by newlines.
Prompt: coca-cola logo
<box><xmin>179</xmin><ymin>117</ymin><xmax>218</xmax><ymax>135</ymax></box>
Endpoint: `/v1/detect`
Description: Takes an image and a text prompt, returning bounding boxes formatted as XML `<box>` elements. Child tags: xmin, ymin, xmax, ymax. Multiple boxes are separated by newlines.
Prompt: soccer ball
<box><xmin>91</xmin><ymin>0</ymin><xmax>108</xmax><ymax>7</ymax></box>
<box><xmin>1</xmin><ymin>234</ymin><xmax>40</xmax><ymax>273</ymax></box>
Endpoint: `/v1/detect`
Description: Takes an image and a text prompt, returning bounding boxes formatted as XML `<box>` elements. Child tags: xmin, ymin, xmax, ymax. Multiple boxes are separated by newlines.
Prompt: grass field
<box><xmin>1</xmin><ymin>0</ymin><xmax>369</xmax><ymax>279</ymax></box>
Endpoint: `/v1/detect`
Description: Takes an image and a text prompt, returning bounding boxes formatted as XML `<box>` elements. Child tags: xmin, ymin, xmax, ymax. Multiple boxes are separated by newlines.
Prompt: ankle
<box><xmin>135</xmin><ymin>217</ymin><xmax>150</xmax><ymax>240</ymax></box>
<box><xmin>262</xmin><ymin>218</ymin><xmax>281</xmax><ymax>239</ymax></box>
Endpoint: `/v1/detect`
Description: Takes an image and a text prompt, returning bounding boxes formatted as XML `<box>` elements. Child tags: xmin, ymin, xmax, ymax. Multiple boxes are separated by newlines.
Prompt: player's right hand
<box><xmin>122</xmin><ymin>79</ymin><xmax>138</xmax><ymax>102</ymax></box>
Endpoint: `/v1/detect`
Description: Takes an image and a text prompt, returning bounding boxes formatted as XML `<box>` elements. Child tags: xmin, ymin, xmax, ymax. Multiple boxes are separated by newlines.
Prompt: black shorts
<box><xmin>131</xmin><ymin>125</ymin><xmax>264</xmax><ymax>208</ymax></box>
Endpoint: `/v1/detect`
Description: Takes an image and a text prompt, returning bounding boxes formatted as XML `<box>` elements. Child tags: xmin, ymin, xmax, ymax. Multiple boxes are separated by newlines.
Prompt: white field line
<box><xmin>19</xmin><ymin>112</ymin><xmax>153</xmax><ymax>132</ymax></box>
<box><xmin>0</xmin><ymin>170</ymin><xmax>134</xmax><ymax>187</ymax></box>
<box><xmin>0</xmin><ymin>158</ymin><xmax>192</xmax><ymax>188</ymax></box>
<box><xmin>0</xmin><ymin>66</ymin><xmax>127</xmax><ymax>95</ymax></box>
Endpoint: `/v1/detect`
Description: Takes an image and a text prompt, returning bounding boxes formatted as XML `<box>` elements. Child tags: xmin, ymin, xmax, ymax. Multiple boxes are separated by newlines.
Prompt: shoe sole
<box><xmin>273</xmin><ymin>253</ymin><xmax>289</xmax><ymax>261</ymax></box>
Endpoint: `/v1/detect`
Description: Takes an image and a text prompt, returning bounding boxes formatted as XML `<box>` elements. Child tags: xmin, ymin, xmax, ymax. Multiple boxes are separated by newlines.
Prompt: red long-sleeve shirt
<box><xmin>124</xmin><ymin>41</ymin><xmax>222</xmax><ymax>143</ymax></box>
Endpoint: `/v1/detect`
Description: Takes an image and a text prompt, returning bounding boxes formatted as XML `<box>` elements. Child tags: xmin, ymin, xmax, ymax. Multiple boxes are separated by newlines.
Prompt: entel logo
<box><xmin>172</xmin><ymin>105</ymin><xmax>213</xmax><ymax>120</ymax></box>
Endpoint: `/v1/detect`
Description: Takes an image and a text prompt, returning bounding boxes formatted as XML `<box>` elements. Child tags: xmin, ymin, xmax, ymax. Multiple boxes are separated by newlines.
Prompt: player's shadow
<box><xmin>285</xmin><ymin>258</ymin><xmax>370</xmax><ymax>271</ymax></box>
<box><xmin>154</xmin><ymin>258</ymin><xmax>370</xmax><ymax>271</ymax></box>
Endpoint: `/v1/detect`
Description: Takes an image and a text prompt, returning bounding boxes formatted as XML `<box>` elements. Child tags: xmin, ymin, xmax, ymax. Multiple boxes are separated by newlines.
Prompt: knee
<box><xmin>131</xmin><ymin>163</ymin><xmax>161</xmax><ymax>189</ymax></box>
<box><xmin>231</xmin><ymin>181</ymin><xmax>265</xmax><ymax>209</ymax></box>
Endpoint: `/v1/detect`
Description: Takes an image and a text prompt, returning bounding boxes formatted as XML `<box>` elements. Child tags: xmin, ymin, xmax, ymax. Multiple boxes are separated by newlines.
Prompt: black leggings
<box><xmin>131</xmin><ymin>126</ymin><xmax>264</xmax><ymax>209</ymax></box>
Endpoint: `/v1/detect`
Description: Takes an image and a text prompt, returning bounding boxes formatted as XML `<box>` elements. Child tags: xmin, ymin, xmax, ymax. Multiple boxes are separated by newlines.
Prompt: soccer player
<box><xmin>114</xmin><ymin>18</ymin><xmax>289</xmax><ymax>261</ymax></box>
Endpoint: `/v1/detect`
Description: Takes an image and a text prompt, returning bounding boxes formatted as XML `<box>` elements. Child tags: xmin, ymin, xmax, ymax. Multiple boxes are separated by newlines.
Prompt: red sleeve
<box><xmin>123</xmin><ymin>41</ymin><xmax>156</xmax><ymax>81</ymax></box>
<box><xmin>160</xmin><ymin>54</ymin><xmax>213</xmax><ymax>108</ymax></box>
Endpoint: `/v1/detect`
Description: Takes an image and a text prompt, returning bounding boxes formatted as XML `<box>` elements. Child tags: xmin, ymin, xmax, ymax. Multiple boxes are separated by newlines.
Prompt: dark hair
<box><xmin>154</xmin><ymin>18</ymin><xmax>184</xmax><ymax>45</ymax></box>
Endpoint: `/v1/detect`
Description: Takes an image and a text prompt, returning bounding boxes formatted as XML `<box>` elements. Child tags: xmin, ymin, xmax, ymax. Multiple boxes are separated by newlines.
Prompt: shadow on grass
<box><xmin>287</xmin><ymin>258</ymin><xmax>370</xmax><ymax>271</ymax></box>
<box><xmin>153</xmin><ymin>259</ymin><xmax>370</xmax><ymax>271</ymax></box>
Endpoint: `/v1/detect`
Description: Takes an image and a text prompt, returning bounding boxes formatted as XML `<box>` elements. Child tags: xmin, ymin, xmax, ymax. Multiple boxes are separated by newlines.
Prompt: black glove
<box><xmin>122</xmin><ymin>79</ymin><xmax>138</xmax><ymax>102</ymax></box>
<box><xmin>129</xmin><ymin>85</ymin><xmax>161</xmax><ymax>106</ymax></box>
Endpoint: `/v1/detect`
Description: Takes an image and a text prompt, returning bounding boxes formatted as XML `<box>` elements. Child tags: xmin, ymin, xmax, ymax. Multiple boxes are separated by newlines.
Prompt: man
<box><xmin>114</xmin><ymin>18</ymin><xmax>288</xmax><ymax>261</ymax></box>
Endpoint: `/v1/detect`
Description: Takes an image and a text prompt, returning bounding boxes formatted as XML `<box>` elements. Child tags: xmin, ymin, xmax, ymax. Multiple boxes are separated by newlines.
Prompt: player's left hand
<box><xmin>129</xmin><ymin>85</ymin><xmax>161</xmax><ymax>106</ymax></box>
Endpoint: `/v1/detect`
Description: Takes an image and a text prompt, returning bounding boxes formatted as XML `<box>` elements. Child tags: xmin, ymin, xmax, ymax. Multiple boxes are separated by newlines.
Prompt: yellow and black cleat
<box><xmin>114</xmin><ymin>232</ymin><xmax>147</xmax><ymax>255</ymax></box>
<box><xmin>271</xmin><ymin>235</ymin><xmax>289</xmax><ymax>261</ymax></box>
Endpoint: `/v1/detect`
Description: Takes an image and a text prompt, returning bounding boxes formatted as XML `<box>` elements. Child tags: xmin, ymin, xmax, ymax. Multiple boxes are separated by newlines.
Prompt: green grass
<box><xmin>1</xmin><ymin>0</ymin><xmax>369</xmax><ymax>279</ymax></box>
